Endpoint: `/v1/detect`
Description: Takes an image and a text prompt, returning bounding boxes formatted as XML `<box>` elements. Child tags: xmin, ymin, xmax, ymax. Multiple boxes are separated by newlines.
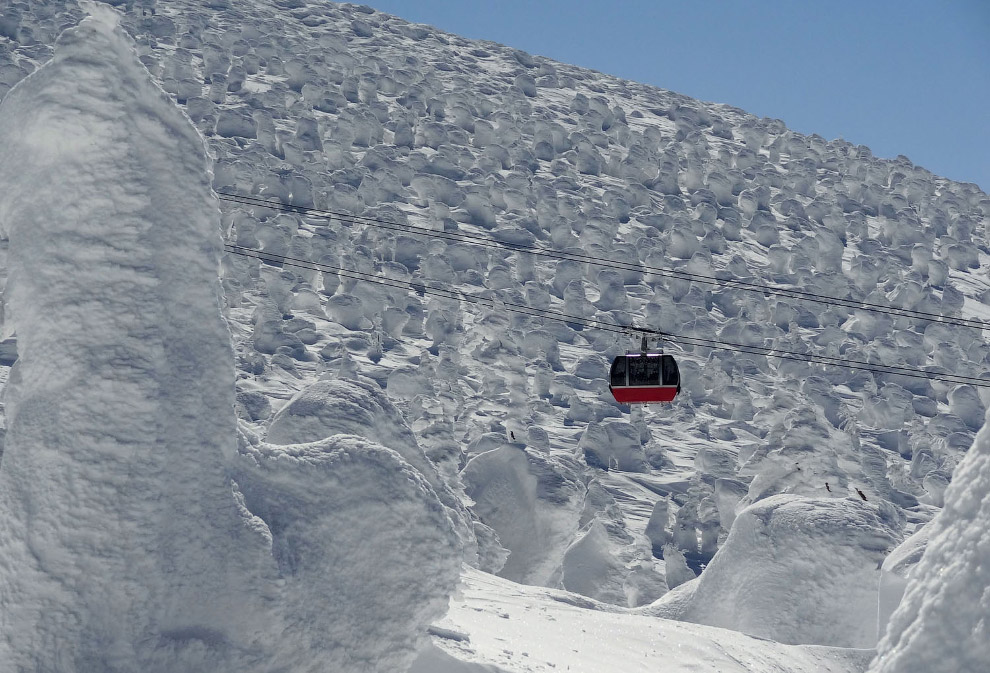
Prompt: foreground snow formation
<box><xmin>233</xmin><ymin>431</ymin><xmax>461</xmax><ymax>672</ymax></box>
<box><xmin>650</xmin><ymin>495</ymin><xmax>901</xmax><ymax>648</ymax></box>
<box><xmin>265</xmin><ymin>375</ymin><xmax>486</xmax><ymax>565</ymax></box>
<box><xmin>461</xmin><ymin>444</ymin><xmax>666</xmax><ymax>606</ymax></box>
<box><xmin>0</xmin><ymin>10</ymin><xmax>457</xmax><ymax>671</ymax></box>
<box><xmin>869</xmin><ymin>413</ymin><xmax>990</xmax><ymax>673</ymax></box>
<box><xmin>875</xmin><ymin>522</ymin><xmax>933</xmax><ymax>641</ymax></box>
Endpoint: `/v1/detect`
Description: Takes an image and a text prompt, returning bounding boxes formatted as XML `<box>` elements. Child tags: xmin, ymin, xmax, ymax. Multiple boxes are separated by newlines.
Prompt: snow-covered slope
<box><xmin>409</xmin><ymin>567</ymin><xmax>875</xmax><ymax>673</ymax></box>
<box><xmin>0</xmin><ymin>0</ymin><xmax>988</xmax><ymax>670</ymax></box>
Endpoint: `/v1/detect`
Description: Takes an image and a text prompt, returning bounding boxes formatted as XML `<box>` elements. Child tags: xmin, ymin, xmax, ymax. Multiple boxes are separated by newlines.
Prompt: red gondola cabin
<box><xmin>609</xmin><ymin>351</ymin><xmax>681</xmax><ymax>404</ymax></box>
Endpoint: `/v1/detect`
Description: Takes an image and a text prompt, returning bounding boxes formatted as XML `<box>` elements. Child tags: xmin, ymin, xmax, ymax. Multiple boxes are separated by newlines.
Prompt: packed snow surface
<box><xmin>0</xmin><ymin>0</ymin><xmax>989</xmax><ymax>670</ymax></box>
<box><xmin>409</xmin><ymin>567</ymin><xmax>875</xmax><ymax>673</ymax></box>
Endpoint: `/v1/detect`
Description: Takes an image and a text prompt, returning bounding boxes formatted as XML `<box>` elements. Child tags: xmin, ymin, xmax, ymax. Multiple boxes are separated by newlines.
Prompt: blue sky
<box><xmin>366</xmin><ymin>1</ymin><xmax>989</xmax><ymax>192</ymax></box>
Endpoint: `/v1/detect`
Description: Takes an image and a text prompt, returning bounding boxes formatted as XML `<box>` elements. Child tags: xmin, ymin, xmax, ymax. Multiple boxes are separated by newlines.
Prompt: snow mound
<box><xmin>559</xmin><ymin>518</ymin><xmax>666</xmax><ymax>607</ymax></box>
<box><xmin>559</xmin><ymin>520</ymin><xmax>628</xmax><ymax>601</ymax></box>
<box><xmin>869</xmin><ymin>415</ymin><xmax>990</xmax><ymax>673</ymax></box>
<box><xmin>650</xmin><ymin>495</ymin><xmax>901</xmax><ymax>648</ymax></box>
<box><xmin>268</xmin><ymin>375</ymin><xmax>430</xmax><ymax>463</ymax></box>
<box><xmin>266</xmin><ymin>375</ymin><xmax>480</xmax><ymax>562</ymax></box>
<box><xmin>579</xmin><ymin>420</ymin><xmax>649</xmax><ymax>472</ymax></box>
<box><xmin>234</xmin><ymin>433</ymin><xmax>461</xmax><ymax>673</ymax></box>
<box><xmin>462</xmin><ymin>446</ymin><xmax>662</xmax><ymax>606</ymax></box>
<box><xmin>876</xmin><ymin>521</ymin><xmax>933</xmax><ymax>641</ymax></box>
<box><xmin>461</xmin><ymin>446</ymin><xmax>584</xmax><ymax>585</ymax></box>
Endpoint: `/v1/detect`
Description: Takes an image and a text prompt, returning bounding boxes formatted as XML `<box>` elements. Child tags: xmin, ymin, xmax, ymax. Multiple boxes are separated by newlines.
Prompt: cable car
<box><xmin>609</xmin><ymin>336</ymin><xmax>681</xmax><ymax>404</ymax></box>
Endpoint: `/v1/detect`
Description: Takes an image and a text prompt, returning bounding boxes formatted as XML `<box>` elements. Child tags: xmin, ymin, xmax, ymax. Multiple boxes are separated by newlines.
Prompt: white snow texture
<box><xmin>651</xmin><ymin>495</ymin><xmax>900</xmax><ymax>648</ymax></box>
<box><xmin>265</xmin><ymin>375</ymin><xmax>480</xmax><ymax>563</ymax></box>
<box><xmin>869</xmin><ymin>412</ymin><xmax>990</xmax><ymax>673</ymax></box>
<box><xmin>0</xmin><ymin>0</ymin><xmax>989</xmax><ymax>670</ymax></box>
<box><xmin>0</xmin><ymin>12</ymin><xmax>458</xmax><ymax>673</ymax></box>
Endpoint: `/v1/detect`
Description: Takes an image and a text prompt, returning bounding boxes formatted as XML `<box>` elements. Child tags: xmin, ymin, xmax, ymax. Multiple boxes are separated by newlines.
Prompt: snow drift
<box><xmin>420</xmin><ymin>567</ymin><xmax>876</xmax><ymax>673</ymax></box>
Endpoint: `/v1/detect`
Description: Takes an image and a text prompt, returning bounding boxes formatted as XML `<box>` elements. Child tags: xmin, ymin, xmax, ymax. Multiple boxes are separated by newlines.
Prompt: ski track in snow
<box><xmin>0</xmin><ymin>0</ymin><xmax>988</xmax><ymax>670</ymax></box>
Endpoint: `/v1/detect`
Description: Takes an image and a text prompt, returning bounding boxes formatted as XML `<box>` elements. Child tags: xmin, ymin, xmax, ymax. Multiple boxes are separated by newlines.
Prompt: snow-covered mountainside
<box><xmin>0</xmin><ymin>1</ymin><xmax>988</xmax><ymax>671</ymax></box>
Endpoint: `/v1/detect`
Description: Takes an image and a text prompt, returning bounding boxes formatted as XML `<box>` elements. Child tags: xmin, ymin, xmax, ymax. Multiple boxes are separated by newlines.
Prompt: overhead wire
<box><xmin>217</xmin><ymin>191</ymin><xmax>988</xmax><ymax>331</ymax></box>
<box><xmin>222</xmin><ymin>243</ymin><xmax>990</xmax><ymax>389</ymax></box>
<box><xmin>225</xmin><ymin>241</ymin><xmax>990</xmax><ymax>388</ymax></box>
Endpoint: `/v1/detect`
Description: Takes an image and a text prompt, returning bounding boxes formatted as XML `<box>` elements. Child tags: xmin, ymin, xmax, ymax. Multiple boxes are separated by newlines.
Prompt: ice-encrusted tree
<box><xmin>869</xmin><ymin>411</ymin><xmax>990</xmax><ymax>672</ymax></box>
<box><xmin>0</xmin><ymin>8</ymin><xmax>459</xmax><ymax>671</ymax></box>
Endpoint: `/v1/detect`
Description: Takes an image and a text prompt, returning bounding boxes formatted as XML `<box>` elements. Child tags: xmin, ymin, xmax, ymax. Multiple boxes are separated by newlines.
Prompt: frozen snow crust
<box><xmin>0</xmin><ymin>11</ymin><xmax>458</xmax><ymax>672</ymax></box>
<box><xmin>1</xmin><ymin>0</ymin><xmax>989</xmax><ymax>669</ymax></box>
